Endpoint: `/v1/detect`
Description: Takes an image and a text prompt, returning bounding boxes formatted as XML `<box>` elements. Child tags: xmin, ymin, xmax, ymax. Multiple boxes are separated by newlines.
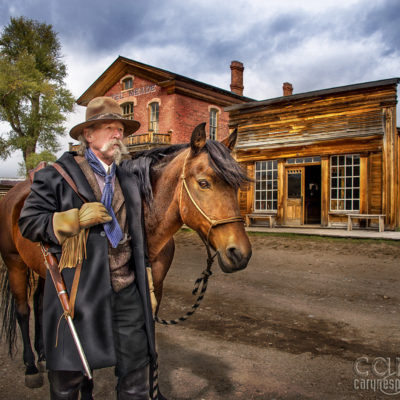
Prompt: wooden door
<box><xmin>285</xmin><ymin>167</ymin><xmax>304</xmax><ymax>225</ymax></box>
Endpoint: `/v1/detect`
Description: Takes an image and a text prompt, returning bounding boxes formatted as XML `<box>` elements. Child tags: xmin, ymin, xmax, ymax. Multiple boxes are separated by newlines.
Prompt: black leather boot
<box><xmin>80</xmin><ymin>375</ymin><xmax>94</xmax><ymax>400</ymax></box>
<box><xmin>117</xmin><ymin>365</ymin><xmax>149</xmax><ymax>400</ymax></box>
<box><xmin>48</xmin><ymin>370</ymin><xmax>84</xmax><ymax>400</ymax></box>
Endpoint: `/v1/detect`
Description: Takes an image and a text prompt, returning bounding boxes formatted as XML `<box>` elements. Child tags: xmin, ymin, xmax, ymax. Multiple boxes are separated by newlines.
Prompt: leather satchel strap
<box><xmin>52</xmin><ymin>162</ymin><xmax>87</xmax><ymax>204</ymax></box>
<box><xmin>51</xmin><ymin>162</ymin><xmax>88</xmax><ymax>319</ymax></box>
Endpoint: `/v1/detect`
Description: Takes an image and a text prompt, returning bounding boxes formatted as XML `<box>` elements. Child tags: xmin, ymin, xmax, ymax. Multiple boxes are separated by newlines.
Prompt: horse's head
<box><xmin>179</xmin><ymin>123</ymin><xmax>252</xmax><ymax>273</ymax></box>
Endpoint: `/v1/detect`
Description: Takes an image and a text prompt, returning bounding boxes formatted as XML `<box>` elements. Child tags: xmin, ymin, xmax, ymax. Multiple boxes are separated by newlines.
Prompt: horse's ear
<box><xmin>221</xmin><ymin>128</ymin><xmax>237</xmax><ymax>152</ymax></box>
<box><xmin>190</xmin><ymin>122</ymin><xmax>207</xmax><ymax>154</ymax></box>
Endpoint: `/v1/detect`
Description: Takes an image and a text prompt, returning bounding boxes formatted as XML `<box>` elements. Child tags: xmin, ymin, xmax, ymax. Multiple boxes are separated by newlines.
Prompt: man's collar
<box><xmin>99</xmin><ymin>158</ymin><xmax>114</xmax><ymax>174</ymax></box>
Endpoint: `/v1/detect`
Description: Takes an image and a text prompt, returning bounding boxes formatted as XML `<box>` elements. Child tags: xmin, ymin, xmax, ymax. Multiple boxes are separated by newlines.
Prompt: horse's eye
<box><xmin>198</xmin><ymin>179</ymin><xmax>210</xmax><ymax>189</ymax></box>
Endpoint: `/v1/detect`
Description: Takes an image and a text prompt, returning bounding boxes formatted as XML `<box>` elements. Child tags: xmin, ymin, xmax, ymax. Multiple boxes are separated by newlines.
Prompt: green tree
<box><xmin>17</xmin><ymin>150</ymin><xmax>57</xmax><ymax>176</ymax></box>
<box><xmin>0</xmin><ymin>16</ymin><xmax>75</xmax><ymax>169</ymax></box>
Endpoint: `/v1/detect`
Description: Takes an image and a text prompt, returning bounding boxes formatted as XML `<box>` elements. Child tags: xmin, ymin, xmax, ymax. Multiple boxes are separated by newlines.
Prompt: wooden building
<box><xmin>75</xmin><ymin>57</ymin><xmax>252</xmax><ymax>153</ymax></box>
<box><xmin>226</xmin><ymin>78</ymin><xmax>400</xmax><ymax>230</ymax></box>
<box><xmin>0</xmin><ymin>178</ymin><xmax>24</xmax><ymax>198</ymax></box>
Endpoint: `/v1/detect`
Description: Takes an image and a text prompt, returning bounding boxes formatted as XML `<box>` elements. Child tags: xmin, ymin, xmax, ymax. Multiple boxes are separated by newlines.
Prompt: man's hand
<box><xmin>79</xmin><ymin>202</ymin><xmax>112</xmax><ymax>229</ymax></box>
<box><xmin>53</xmin><ymin>208</ymin><xmax>80</xmax><ymax>244</ymax></box>
<box><xmin>146</xmin><ymin>267</ymin><xmax>158</xmax><ymax>316</ymax></box>
<box><xmin>53</xmin><ymin>203</ymin><xmax>112</xmax><ymax>244</ymax></box>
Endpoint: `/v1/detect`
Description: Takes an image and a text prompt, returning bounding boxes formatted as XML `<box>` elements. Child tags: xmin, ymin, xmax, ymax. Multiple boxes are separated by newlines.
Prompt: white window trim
<box><xmin>148</xmin><ymin>100</ymin><xmax>160</xmax><ymax>133</ymax></box>
<box><xmin>329</xmin><ymin>154</ymin><xmax>360</xmax><ymax>212</ymax></box>
<box><xmin>208</xmin><ymin>106</ymin><xmax>220</xmax><ymax>140</ymax></box>
<box><xmin>120</xmin><ymin>75</ymin><xmax>135</xmax><ymax>91</ymax></box>
<box><xmin>254</xmin><ymin>160</ymin><xmax>278</xmax><ymax>212</ymax></box>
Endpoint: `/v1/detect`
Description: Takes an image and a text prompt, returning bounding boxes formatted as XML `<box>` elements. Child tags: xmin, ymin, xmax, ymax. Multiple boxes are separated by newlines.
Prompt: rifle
<box><xmin>40</xmin><ymin>243</ymin><xmax>92</xmax><ymax>380</ymax></box>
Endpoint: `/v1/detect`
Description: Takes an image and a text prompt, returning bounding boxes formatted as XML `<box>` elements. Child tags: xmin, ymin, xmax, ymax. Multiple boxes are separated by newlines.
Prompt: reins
<box><xmin>154</xmin><ymin>149</ymin><xmax>244</xmax><ymax>326</ymax></box>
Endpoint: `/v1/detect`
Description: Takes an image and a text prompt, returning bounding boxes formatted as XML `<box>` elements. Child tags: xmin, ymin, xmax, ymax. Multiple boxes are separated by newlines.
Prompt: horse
<box><xmin>0</xmin><ymin>122</ymin><xmax>252</xmax><ymax>390</ymax></box>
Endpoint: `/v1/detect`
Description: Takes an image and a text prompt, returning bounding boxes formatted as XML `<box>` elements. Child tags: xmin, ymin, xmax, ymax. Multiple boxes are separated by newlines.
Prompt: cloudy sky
<box><xmin>0</xmin><ymin>0</ymin><xmax>399</xmax><ymax>177</ymax></box>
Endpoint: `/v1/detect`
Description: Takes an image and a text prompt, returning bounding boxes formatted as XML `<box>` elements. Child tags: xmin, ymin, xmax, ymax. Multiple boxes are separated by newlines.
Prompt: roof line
<box><xmin>226</xmin><ymin>78</ymin><xmax>400</xmax><ymax>112</ymax></box>
<box><xmin>118</xmin><ymin>56</ymin><xmax>254</xmax><ymax>101</ymax></box>
<box><xmin>77</xmin><ymin>56</ymin><xmax>254</xmax><ymax>104</ymax></box>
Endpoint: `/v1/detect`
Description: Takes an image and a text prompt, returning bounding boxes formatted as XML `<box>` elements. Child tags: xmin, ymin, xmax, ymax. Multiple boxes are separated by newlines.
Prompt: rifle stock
<box><xmin>40</xmin><ymin>243</ymin><xmax>92</xmax><ymax>379</ymax></box>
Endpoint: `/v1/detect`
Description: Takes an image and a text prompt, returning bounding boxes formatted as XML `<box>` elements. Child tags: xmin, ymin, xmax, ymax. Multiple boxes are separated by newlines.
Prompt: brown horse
<box><xmin>0</xmin><ymin>123</ymin><xmax>252</xmax><ymax>389</ymax></box>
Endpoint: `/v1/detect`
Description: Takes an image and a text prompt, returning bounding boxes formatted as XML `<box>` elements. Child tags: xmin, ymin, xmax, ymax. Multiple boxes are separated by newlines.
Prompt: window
<box><xmin>209</xmin><ymin>109</ymin><xmax>218</xmax><ymax>140</ymax></box>
<box><xmin>149</xmin><ymin>102</ymin><xmax>159</xmax><ymax>132</ymax></box>
<box><xmin>254</xmin><ymin>160</ymin><xmax>278</xmax><ymax>211</ymax></box>
<box><xmin>122</xmin><ymin>77</ymin><xmax>133</xmax><ymax>90</ymax></box>
<box><xmin>287</xmin><ymin>170</ymin><xmax>302</xmax><ymax>198</ymax></box>
<box><xmin>121</xmin><ymin>102</ymin><xmax>134</xmax><ymax>120</ymax></box>
<box><xmin>330</xmin><ymin>154</ymin><xmax>360</xmax><ymax>211</ymax></box>
<box><xmin>287</xmin><ymin>156</ymin><xmax>321</xmax><ymax>164</ymax></box>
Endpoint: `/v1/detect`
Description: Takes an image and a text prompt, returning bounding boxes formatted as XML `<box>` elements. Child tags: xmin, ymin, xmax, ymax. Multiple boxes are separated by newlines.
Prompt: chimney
<box><xmin>283</xmin><ymin>82</ymin><xmax>293</xmax><ymax>96</ymax></box>
<box><xmin>230</xmin><ymin>61</ymin><xmax>244</xmax><ymax>96</ymax></box>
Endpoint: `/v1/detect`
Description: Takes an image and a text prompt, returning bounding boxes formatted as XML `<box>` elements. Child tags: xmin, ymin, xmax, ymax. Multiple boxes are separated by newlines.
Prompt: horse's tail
<box><xmin>0</xmin><ymin>259</ymin><xmax>17</xmax><ymax>357</ymax></box>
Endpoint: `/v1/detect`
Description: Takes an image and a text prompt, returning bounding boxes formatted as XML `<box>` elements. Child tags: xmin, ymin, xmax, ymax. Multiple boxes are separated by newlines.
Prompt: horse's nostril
<box><xmin>227</xmin><ymin>246</ymin><xmax>243</xmax><ymax>265</ymax></box>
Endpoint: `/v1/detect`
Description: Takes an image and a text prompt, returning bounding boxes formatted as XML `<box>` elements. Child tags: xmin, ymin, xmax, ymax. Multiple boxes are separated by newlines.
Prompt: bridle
<box><xmin>153</xmin><ymin>148</ymin><xmax>246</xmax><ymax>393</ymax></box>
<box><xmin>178</xmin><ymin>149</ymin><xmax>244</xmax><ymax>260</ymax></box>
<box><xmin>154</xmin><ymin>148</ymin><xmax>245</xmax><ymax>328</ymax></box>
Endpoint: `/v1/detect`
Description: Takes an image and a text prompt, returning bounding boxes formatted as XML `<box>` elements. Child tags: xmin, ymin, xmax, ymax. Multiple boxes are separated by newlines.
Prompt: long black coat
<box><xmin>18</xmin><ymin>152</ymin><xmax>156</xmax><ymax>372</ymax></box>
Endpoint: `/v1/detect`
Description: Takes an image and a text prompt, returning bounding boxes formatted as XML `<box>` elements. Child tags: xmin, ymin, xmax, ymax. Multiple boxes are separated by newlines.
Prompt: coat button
<box><xmin>100</xmin><ymin>231</ymin><xmax>106</xmax><ymax>237</ymax></box>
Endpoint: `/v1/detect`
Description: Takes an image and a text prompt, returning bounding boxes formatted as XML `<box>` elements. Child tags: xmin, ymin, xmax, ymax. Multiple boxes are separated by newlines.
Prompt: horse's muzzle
<box><xmin>217</xmin><ymin>246</ymin><xmax>252</xmax><ymax>273</ymax></box>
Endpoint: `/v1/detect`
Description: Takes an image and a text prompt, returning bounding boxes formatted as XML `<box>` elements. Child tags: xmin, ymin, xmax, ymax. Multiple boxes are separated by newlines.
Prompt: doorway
<box><xmin>304</xmin><ymin>165</ymin><xmax>321</xmax><ymax>224</ymax></box>
<box><xmin>285</xmin><ymin>167</ymin><xmax>304</xmax><ymax>225</ymax></box>
<box><xmin>284</xmin><ymin>164</ymin><xmax>321</xmax><ymax>225</ymax></box>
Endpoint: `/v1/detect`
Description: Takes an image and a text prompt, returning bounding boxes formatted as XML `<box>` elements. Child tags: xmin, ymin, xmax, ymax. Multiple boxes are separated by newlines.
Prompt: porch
<box><xmin>245</xmin><ymin>225</ymin><xmax>400</xmax><ymax>240</ymax></box>
<box><xmin>125</xmin><ymin>131</ymin><xmax>171</xmax><ymax>152</ymax></box>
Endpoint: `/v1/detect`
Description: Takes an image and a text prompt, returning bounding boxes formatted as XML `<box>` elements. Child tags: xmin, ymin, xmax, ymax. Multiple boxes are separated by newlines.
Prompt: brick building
<box><xmin>75</xmin><ymin>56</ymin><xmax>252</xmax><ymax>152</ymax></box>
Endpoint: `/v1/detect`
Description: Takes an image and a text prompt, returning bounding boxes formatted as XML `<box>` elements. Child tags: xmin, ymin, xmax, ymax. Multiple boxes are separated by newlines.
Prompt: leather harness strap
<box><xmin>179</xmin><ymin>149</ymin><xmax>244</xmax><ymax>256</ymax></box>
<box><xmin>155</xmin><ymin>148</ymin><xmax>244</xmax><ymax>327</ymax></box>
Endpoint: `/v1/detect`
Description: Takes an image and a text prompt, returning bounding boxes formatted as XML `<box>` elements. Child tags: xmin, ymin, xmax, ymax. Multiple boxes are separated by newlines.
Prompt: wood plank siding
<box><xmin>228</xmin><ymin>79</ymin><xmax>400</xmax><ymax>229</ymax></box>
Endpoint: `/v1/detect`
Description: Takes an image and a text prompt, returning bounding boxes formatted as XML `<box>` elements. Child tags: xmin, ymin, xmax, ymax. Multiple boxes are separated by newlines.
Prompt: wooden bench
<box><xmin>347</xmin><ymin>214</ymin><xmax>385</xmax><ymax>232</ymax></box>
<box><xmin>245</xmin><ymin>213</ymin><xmax>276</xmax><ymax>228</ymax></box>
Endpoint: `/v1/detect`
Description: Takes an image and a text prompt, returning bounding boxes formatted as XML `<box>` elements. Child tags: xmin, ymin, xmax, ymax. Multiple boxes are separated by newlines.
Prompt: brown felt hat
<box><xmin>69</xmin><ymin>96</ymin><xmax>140</xmax><ymax>140</ymax></box>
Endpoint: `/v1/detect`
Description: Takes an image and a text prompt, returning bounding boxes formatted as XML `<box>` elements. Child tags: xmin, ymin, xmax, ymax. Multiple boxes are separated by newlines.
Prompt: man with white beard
<box><xmin>19</xmin><ymin>97</ymin><xmax>160</xmax><ymax>399</ymax></box>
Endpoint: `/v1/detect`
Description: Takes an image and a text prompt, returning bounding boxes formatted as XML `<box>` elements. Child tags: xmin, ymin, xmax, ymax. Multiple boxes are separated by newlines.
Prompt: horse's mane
<box><xmin>122</xmin><ymin>141</ymin><xmax>251</xmax><ymax>204</ymax></box>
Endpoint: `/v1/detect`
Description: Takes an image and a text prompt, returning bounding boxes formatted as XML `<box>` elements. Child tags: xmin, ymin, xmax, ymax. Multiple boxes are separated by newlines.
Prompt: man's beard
<box><xmin>100</xmin><ymin>139</ymin><xmax>129</xmax><ymax>165</ymax></box>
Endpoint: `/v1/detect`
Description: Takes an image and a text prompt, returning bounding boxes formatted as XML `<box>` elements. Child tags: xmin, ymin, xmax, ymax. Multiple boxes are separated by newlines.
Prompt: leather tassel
<box><xmin>58</xmin><ymin>229</ymin><xmax>88</xmax><ymax>271</ymax></box>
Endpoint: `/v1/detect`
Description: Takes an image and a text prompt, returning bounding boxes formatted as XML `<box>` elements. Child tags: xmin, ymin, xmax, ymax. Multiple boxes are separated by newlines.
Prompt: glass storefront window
<box><xmin>330</xmin><ymin>154</ymin><xmax>360</xmax><ymax>211</ymax></box>
<box><xmin>254</xmin><ymin>160</ymin><xmax>278</xmax><ymax>211</ymax></box>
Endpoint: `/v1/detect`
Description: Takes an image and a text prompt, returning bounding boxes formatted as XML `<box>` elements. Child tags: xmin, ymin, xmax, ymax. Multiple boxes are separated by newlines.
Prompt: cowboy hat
<box><xmin>69</xmin><ymin>96</ymin><xmax>140</xmax><ymax>140</ymax></box>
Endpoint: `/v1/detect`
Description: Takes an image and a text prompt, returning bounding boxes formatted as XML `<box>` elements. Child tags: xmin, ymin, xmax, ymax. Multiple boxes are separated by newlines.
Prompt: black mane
<box><xmin>122</xmin><ymin>141</ymin><xmax>251</xmax><ymax>204</ymax></box>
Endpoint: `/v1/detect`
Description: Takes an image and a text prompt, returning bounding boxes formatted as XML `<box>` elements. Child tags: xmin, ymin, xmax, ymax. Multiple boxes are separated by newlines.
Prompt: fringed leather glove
<box><xmin>78</xmin><ymin>202</ymin><xmax>112</xmax><ymax>229</ymax></box>
<box><xmin>53</xmin><ymin>203</ymin><xmax>112</xmax><ymax>270</ymax></box>
<box><xmin>53</xmin><ymin>208</ymin><xmax>80</xmax><ymax>245</ymax></box>
<box><xmin>53</xmin><ymin>203</ymin><xmax>112</xmax><ymax>244</ymax></box>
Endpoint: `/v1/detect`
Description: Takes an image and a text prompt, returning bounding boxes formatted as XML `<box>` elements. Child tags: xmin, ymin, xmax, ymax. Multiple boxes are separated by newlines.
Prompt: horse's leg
<box><xmin>151</xmin><ymin>238</ymin><xmax>175</xmax><ymax>313</ymax></box>
<box><xmin>33</xmin><ymin>276</ymin><xmax>46</xmax><ymax>372</ymax></box>
<box><xmin>6</xmin><ymin>255</ymin><xmax>43</xmax><ymax>388</ymax></box>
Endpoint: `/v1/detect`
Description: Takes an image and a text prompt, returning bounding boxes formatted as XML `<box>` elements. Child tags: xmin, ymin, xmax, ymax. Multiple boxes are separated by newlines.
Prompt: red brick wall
<box><xmin>105</xmin><ymin>76</ymin><xmax>230</xmax><ymax>144</ymax></box>
<box><xmin>172</xmin><ymin>95</ymin><xmax>229</xmax><ymax>143</ymax></box>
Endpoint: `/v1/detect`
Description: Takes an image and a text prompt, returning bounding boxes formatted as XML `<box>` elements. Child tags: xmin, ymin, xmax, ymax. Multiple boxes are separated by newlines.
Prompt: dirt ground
<box><xmin>1</xmin><ymin>229</ymin><xmax>400</xmax><ymax>399</ymax></box>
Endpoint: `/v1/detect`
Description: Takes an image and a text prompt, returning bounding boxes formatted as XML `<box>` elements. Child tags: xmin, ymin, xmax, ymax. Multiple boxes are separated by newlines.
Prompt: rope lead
<box><xmin>155</xmin><ymin>266</ymin><xmax>213</xmax><ymax>326</ymax></box>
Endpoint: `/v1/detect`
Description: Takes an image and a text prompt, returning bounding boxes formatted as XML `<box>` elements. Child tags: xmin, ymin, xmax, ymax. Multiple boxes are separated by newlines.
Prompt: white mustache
<box><xmin>100</xmin><ymin>139</ymin><xmax>127</xmax><ymax>153</ymax></box>
<box><xmin>100</xmin><ymin>140</ymin><xmax>129</xmax><ymax>165</ymax></box>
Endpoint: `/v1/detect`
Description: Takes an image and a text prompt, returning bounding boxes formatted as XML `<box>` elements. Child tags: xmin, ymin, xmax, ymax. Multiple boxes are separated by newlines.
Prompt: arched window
<box><xmin>209</xmin><ymin>108</ymin><xmax>218</xmax><ymax>140</ymax></box>
<box><xmin>122</xmin><ymin>77</ymin><xmax>133</xmax><ymax>90</ymax></box>
<box><xmin>149</xmin><ymin>102</ymin><xmax>159</xmax><ymax>133</ymax></box>
<box><xmin>121</xmin><ymin>102</ymin><xmax>134</xmax><ymax>120</ymax></box>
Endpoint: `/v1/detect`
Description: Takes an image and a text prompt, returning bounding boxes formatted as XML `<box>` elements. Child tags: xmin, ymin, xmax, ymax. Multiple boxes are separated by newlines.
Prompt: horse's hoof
<box><xmin>37</xmin><ymin>360</ymin><xmax>47</xmax><ymax>373</ymax></box>
<box><xmin>25</xmin><ymin>372</ymin><xmax>44</xmax><ymax>388</ymax></box>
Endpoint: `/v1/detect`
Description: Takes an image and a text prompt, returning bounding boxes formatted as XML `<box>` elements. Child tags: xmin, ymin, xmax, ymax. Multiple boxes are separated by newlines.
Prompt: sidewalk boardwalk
<box><xmin>246</xmin><ymin>226</ymin><xmax>400</xmax><ymax>240</ymax></box>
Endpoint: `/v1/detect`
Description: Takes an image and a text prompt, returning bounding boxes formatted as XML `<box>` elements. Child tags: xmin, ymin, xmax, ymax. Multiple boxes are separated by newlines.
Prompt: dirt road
<box><xmin>1</xmin><ymin>230</ymin><xmax>399</xmax><ymax>399</ymax></box>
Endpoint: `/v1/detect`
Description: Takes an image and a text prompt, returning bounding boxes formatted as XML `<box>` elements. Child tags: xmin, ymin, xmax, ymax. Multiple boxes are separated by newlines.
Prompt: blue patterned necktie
<box><xmin>85</xmin><ymin>148</ymin><xmax>123</xmax><ymax>248</ymax></box>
